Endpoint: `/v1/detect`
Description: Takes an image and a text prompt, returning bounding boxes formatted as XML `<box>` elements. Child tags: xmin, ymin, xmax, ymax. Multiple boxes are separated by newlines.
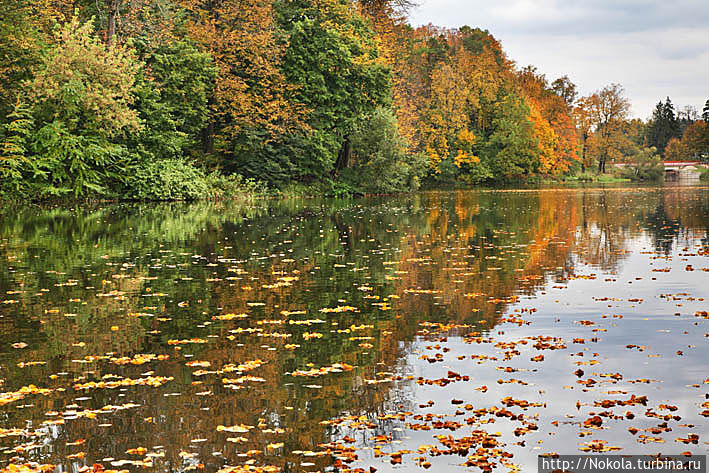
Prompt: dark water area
<box><xmin>0</xmin><ymin>186</ymin><xmax>708</xmax><ymax>473</ymax></box>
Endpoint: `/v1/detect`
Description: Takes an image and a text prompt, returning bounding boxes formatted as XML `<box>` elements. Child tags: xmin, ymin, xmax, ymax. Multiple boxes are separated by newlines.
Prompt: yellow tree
<box><xmin>586</xmin><ymin>84</ymin><xmax>630</xmax><ymax>173</ymax></box>
<box><xmin>516</xmin><ymin>66</ymin><xmax>578</xmax><ymax>174</ymax></box>
<box><xmin>182</xmin><ymin>0</ymin><xmax>301</xmax><ymax>156</ymax></box>
<box><xmin>423</xmin><ymin>50</ymin><xmax>479</xmax><ymax>172</ymax></box>
<box><xmin>360</xmin><ymin>7</ymin><xmax>427</xmax><ymax>151</ymax></box>
<box><xmin>529</xmin><ymin>102</ymin><xmax>559</xmax><ymax>174</ymax></box>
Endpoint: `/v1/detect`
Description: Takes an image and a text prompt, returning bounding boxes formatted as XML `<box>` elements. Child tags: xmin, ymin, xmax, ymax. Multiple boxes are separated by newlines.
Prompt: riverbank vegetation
<box><xmin>2</xmin><ymin>0</ymin><xmax>709</xmax><ymax>200</ymax></box>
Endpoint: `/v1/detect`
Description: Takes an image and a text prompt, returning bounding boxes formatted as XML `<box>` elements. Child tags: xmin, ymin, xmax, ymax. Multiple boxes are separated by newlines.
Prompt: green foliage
<box><xmin>278</xmin><ymin>0</ymin><xmax>391</xmax><ymax>178</ymax></box>
<box><xmin>124</xmin><ymin>39</ymin><xmax>216</xmax><ymax>167</ymax></box>
<box><xmin>134</xmin><ymin>38</ymin><xmax>216</xmax><ymax>148</ymax></box>
<box><xmin>482</xmin><ymin>94</ymin><xmax>539</xmax><ymax>179</ymax></box>
<box><xmin>123</xmin><ymin>159</ymin><xmax>207</xmax><ymax>200</ymax></box>
<box><xmin>0</xmin><ymin>100</ymin><xmax>34</xmax><ymax>193</ymax></box>
<box><xmin>31</xmin><ymin>120</ymin><xmax>127</xmax><ymax>197</ymax></box>
<box><xmin>123</xmin><ymin>158</ymin><xmax>266</xmax><ymax>201</ymax></box>
<box><xmin>26</xmin><ymin>16</ymin><xmax>141</xmax><ymax>197</ymax></box>
<box><xmin>615</xmin><ymin>147</ymin><xmax>664</xmax><ymax>182</ymax></box>
<box><xmin>348</xmin><ymin>108</ymin><xmax>427</xmax><ymax>192</ymax></box>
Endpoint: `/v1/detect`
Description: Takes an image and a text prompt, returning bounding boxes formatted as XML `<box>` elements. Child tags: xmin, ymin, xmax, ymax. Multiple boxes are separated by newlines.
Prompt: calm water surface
<box><xmin>0</xmin><ymin>187</ymin><xmax>708</xmax><ymax>473</ymax></box>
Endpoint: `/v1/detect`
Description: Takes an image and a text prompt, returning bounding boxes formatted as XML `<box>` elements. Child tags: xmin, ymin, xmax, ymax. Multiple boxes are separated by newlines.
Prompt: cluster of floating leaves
<box><xmin>0</xmin><ymin>188</ymin><xmax>708</xmax><ymax>473</ymax></box>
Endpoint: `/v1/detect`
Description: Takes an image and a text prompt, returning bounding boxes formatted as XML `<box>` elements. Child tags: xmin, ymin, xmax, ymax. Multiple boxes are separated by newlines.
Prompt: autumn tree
<box><xmin>551</xmin><ymin>75</ymin><xmax>577</xmax><ymax>108</ymax></box>
<box><xmin>0</xmin><ymin>0</ymin><xmax>56</xmax><ymax>125</ymax></box>
<box><xmin>679</xmin><ymin>121</ymin><xmax>709</xmax><ymax>161</ymax></box>
<box><xmin>184</xmin><ymin>0</ymin><xmax>301</xmax><ymax>178</ymax></box>
<box><xmin>583</xmin><ymin>84</ymin><xmax>630</xmax><ymax>173</ymax></box>
<box><xmin>664</xmin><ymin>137</ymin><xmax>687</xmax><ymax>161</ymax></box>
<box><xmin>516</xmin><ymin>66</ymin><xmax>578</xmax><ymax>174</ymax></box>
<box><xmin>573</xmin><ymin>96</ymin><xmax>595</xmax><ymax>173</ymax></box>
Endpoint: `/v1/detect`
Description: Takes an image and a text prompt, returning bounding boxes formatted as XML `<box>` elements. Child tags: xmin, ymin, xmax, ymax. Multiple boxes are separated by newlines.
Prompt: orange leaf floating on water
<box><xmin>1</xmin><ymin>463</ymin><xmax>56</xmax><ymax>473</ymax></box>
<box><xmin>11</xmin><ymin>343</ymin><xmax>28</xmax><ymax>349</ymax></box>
<box><xmin>531</xmin><ymin>355</ymin><xmax>544</xmax><ymax>362</ymax></box>
<box><xmin>675</xmin><ymin>434</ymin><xmax>699</xmax><ymax>444</ymax></box>
<box><xmin>579</xmin><ymin>440</ymin><xmax>621</xmax><ymax>452</ymax></box>
<box><xmin>583</xmin><ymin>416</ymin><xmax>603</xmax><ymax>427</ymax></box>
<box><xmin>125</xmin><ymin>447</ymin><xmax>147</xmax><ymax>455</ymax></box>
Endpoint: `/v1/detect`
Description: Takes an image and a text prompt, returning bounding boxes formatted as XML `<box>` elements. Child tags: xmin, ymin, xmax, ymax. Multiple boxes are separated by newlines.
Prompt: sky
<box><xmin>407</xmin><ymin>0</ymin><xmax>709</xmax><ymax>119</ymax></box>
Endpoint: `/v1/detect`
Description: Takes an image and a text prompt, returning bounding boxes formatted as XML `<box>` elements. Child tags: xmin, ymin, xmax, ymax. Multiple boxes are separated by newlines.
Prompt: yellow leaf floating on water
<box><xmin>302</xmin><ymin>332</ymin><xmax>322</xmax><ymax>340</ymax></box>
<box><xmin>217</xmin><ymin>466</ymin><xmax>279</xmax><ymax>473</ymax></box>
<box><xmin>222</xmin><ymin>376</ymin><xmax>266</xmax><ymax>384</ymax></box>
<box><xmin>111</xmin><ymin>354</ymin><xmax>169</xmax><ymax>365</ymax></box>
<box><xmin>289</xmin><ymin>363</ymin><xmax>354</xmax><ymax>377</ymax></box>
<box><xmin>319</xmin><ymin>306</ymin><xmax>357</xmax><ymax>313</ymax></box>
<box><xmin>217</xmin><ymin>424</ymin><xmax>253</xmax><ymax>433</ymax></box>
<box><xmin>167</xmin><ymin>338</ymin><xmax>208</xmax><ymax>345</ymax></box>
<box><xmin>74</xmin><ymin>376</ymin><xmax>173</xmax><ymax>390</ymax></box>
<box><xmin>0</xmin><ymin>385</ymin><xmax>52</xmax><ymax>406</ymax></box>
<box><xmin>214</xmin><ymin>313</ymin><xmax>248</xmax><ymax>321</ymax></box>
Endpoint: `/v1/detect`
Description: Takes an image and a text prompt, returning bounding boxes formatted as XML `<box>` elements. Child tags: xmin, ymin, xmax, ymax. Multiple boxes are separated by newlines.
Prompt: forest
<box><xmin>1</xmin><ymin>0</ymin><xmax>709</xmax><ymax>200</ymax></box>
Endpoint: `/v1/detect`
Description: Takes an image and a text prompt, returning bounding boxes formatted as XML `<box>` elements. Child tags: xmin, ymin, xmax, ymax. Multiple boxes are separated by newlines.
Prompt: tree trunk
<box><xmin>202</xmin><ymin>122</ymin><xmax>214</xmax><ymax>155</ymax></box>
<box><xmin>106</xmin><ymin>0</ymin><xmax>119</xmax><ymax>46</ymax></box>
<box><xmin>580</xmin><ymin>135</ymin><xmax>586</xmax><ymax>173</ymax></box>
<box><xmin>333</xmin><ymin>136</ymin><xmax>352</xmax><ymax>174</ymax></box>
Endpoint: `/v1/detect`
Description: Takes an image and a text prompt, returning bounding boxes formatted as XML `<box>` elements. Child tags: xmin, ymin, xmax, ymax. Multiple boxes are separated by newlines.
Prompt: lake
<box><xmin>1</xmin><ymin>186</ymin><xmax>708</xmax><ymax>473</ymax></box>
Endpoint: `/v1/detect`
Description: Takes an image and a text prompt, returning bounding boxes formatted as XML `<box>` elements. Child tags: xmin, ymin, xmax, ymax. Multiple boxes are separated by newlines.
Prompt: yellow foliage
<box><xmin>453</xmin><ymin>150</ymin><xmax>480</xmax><ymax>169</ymax></box>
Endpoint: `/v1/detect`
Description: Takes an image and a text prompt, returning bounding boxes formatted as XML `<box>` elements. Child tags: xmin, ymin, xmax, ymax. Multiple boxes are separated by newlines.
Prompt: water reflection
<box><xmin>0</xmin><ymin>187</ymin><xmax>707</xmax><ymax>473</ymax></box>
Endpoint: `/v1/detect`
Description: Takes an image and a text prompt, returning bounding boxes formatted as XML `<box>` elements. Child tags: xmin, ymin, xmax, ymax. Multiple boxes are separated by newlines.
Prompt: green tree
<box><xmin>482</xmin><ymin>93</ymin><xmax>539</xmax><ymax>179</ymax></box>
<box><xmin>647</xmin><ymin>97</ymin><xmax>680</xmax><ymax>157</ymax></box>
<box><xmin>278</xmin><ymin>0</ymin><xmax>391</xmax><ymax>179</ymax></box>
<box><xmin>617</xmin><ymin>146</ymin><xmax>663</xmax><ymax>181</ymax></box>
<box><xmin>127</xmin><ymin>38</ymin><xmax>216</xmax><ymax>162</ymax></box>
<box><xmin>345</xmin><ymin>107</ymin><xmax>427</xmax><ymax>192</ymax></box>
<box><xmin>28</xmin><ymin>16</ymin><xmax>141</xmax><ymax>196</ymax></box>
<box><xmin>0</xmin><ymin>100</ymin><xmax>34</xmax><ymax>193</ymax></box>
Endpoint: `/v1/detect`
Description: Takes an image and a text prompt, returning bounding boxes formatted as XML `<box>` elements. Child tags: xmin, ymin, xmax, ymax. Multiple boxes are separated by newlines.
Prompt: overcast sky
<box><xmin>407</xmin><ymin>0</ymin><xmax>709</xmax><ymax>119</ymax></box>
